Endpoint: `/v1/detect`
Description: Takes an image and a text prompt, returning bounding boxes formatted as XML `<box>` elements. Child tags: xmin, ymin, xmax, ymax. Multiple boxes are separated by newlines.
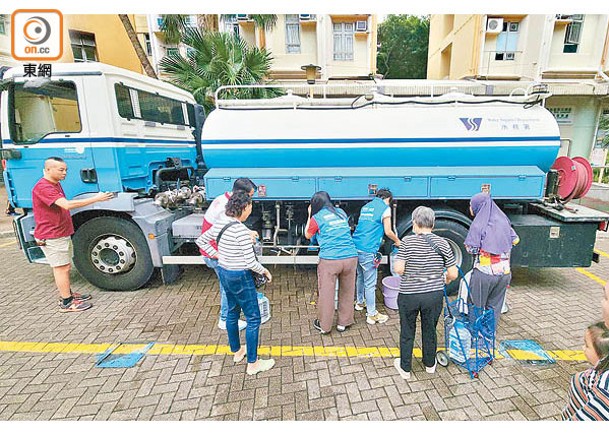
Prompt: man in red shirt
<box><xmin>32</xmin><ymin>157</ymin><xmax>113</xmax><ymax>312</ymax></box>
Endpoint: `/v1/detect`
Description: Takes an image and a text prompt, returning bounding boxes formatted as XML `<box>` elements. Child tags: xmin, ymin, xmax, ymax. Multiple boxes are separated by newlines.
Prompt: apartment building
<box><xmin>145</xmin><ymin>14</ymin><xmax>378</xmax><ymax>82</ymax></box>
<box><xmin>427</xmin><ymin>14</ymin><xmax>609</xmax><ymax>162</ymax></box>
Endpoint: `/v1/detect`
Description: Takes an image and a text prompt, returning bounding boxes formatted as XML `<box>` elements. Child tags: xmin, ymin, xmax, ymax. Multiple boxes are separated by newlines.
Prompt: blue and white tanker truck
<box><xmin>1</xmin><ymin>63</ymin><xmax>607</xmax><ymax>292</ymax></box>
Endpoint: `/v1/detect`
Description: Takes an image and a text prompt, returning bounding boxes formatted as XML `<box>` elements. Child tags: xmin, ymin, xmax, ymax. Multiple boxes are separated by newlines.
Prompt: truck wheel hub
<box><xmin>91</xmin><ymin>236</ymin><xmax>136</xmax><ymax>274</ymax></box>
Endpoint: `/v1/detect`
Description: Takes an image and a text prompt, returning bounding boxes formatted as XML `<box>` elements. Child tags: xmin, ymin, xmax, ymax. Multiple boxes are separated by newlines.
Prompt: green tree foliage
<box><xmin>159</xmin><ymin>28</ymin><xmax>279</xmax><ymax>113</ymax></box>
<box><xmin>377</xmin><ymin>15</ymin><xmax>430</xmax><ymax>79</ymax></box>
<box><xmin>159</xmin><ymin>14</ymin><xmax>189</xmax><ymax>45</ymax></box>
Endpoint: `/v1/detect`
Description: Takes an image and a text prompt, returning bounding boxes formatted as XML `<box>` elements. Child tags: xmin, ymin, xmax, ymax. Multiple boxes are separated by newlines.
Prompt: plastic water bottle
<box><xmin>448</xmin><ymin>319</ymin><xmax>472</xmax><ymax>363</ymax></box>
<box><xmin>257</xmin><ymin>292</ymin><xmax>271</xmax><ymax>324</ymax></box>
<box><xmin>389</xmin><ymin>246</ymin><xmax>400</xmax><ymax>277</ymax></box>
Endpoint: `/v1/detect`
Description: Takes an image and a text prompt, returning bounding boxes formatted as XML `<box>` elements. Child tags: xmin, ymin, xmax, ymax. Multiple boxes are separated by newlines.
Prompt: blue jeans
<box><xmin>216</xmin><ymin>267</ymin><xmax>261</xmax><ymax>364</ymax></box>
<box><xmin>356</xmin><ymin>251</ymin><xmax>378</xmax><ymax>316</ymax></box>
<box><xmin>204</xmin><ymin>257</ymin><xmax>228</xmax><ymax>321</ymax></box>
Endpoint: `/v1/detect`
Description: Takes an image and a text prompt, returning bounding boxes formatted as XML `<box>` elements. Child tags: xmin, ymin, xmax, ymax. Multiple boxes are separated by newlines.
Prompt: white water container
<box><xmin>257</xmin><ymin>292</ymin><xmax>271</xmax><ymax>324</ymax></box>
<box><xmin>448</xmin><ymin>319</ymin><xmax>472</xmax><ymax>363</ymax></box>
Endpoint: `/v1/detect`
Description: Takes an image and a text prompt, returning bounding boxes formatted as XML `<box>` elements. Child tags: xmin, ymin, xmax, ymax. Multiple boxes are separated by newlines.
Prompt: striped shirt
<box><xmin>196</xmin><ymin>217</ymin><xmax>265</xmax><ymax>274</ymax></box>
<box><xmin>562</xmin><ymin>367</ymin><xmax>609</xmax><ymax>421</ymax></box>
<box><xmin>396</xmin><ymin>233</ymin><xmax>456</xmax><ymax>294</ymax></box>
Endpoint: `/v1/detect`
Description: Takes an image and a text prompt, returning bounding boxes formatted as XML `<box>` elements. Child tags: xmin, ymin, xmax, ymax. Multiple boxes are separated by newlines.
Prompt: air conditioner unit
<box><xmin>508</xmin><ymin>22</ymin><xmax>519</xmax><ymax>32</ymax></box>
<box><xmin>299</xmin><ymin>14</ymin><xmax>312</xmax><ymax>21</ymax></box>
<box><xmin>236</xmin><ymin>14</ymin><xmax>250</xmax><ymax>21</ymax></box>
<box><xmin>505</xmin><ymin>52</ymin><xmax>515</xmax><ymax>60</ymax></box>
<box><xmin>486</xmin><ymin>18</ymin><xmax>503</xmax><ymax>34</ymax></box>
<box><xmin>355</xmin><ymin>20</ymin><xmax>368</xmax><ymax>32</ymax></box>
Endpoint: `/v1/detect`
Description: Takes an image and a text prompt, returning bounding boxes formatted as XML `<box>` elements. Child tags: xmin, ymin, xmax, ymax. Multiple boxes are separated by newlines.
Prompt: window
<box><xmin>564</xmin><ymin>15</ymin><xmax>584</xmax><ymax>53</ymax></box>
<box><xmin>548</xmin><ymin>107</ymin><xmax>573</xmax><ymax>125</ymax></box>
<box><xmin>495</xmin><ymin>21</ymin><xmax>519</xmax><ymax>61</ymax></box>
<box><xmin>333</xmin><ymin>22</ymin><xmax>354</xmax><ymax>61</ymax></box>
<box><xmin>223</xmin><ymin>15</ymin><xmax>240</xmax><ymax>36</ymax></box>
<box><xmin>144</xmin><ymin>34</ymin><xmax>152</xmax><ymax>56</ymax></box>
<box><xmin>186</xmin><ymin>15</ymin><xmax>197</xmax><ymax>28</ymax></box>
<box><xmin>285</xmin><ymin>15</ymin><xmax>301</xmax><ymax>54</ymax></box>
<box><xmin>69</xmin><ymin>30</ymin><xmax>98</xmax><ymax>62</ymax></box>
<box><xmin>0</xmin><ymin>15</ymin><xmax>7</xmax><ymax>35</ymax></box>
<box><xmin>9</xmin><ymin>81</ymin><xmax>81</xmax><ymax>144</ymax></box>
<box><xmin>166</xmin><ymin>47</ymin><xmax>179</xmax><ymax>57</ymax></box>
<box><xmin>114</xmin><ymin>83</ymin><xmax>194</xmax><ymax>127</ymax></box>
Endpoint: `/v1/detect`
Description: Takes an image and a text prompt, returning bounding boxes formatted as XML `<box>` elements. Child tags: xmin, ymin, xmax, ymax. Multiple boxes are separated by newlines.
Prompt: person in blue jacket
<box><xmin>352</xmin><ymin>188</ymin><xmax>401</xmax><ymax>324</ymax></box>
<box><xmin>305</xmin><ymin>191</ymin><xmax>358</xmax><ymax>334</ymax></box>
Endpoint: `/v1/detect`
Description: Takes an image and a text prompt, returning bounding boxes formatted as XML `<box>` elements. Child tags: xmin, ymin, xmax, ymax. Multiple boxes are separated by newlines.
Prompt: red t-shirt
<box><xmin>32</xmin><ymin>178</ymin><xmax>74</xmax><ymax>240</ymax></box>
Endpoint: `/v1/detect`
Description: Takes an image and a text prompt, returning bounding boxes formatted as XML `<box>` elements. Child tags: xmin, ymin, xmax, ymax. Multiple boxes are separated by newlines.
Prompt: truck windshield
<box><xmin>9</xmin><ymin>81</ymin><xmax>81</xmax><ymax>145</ymax></box>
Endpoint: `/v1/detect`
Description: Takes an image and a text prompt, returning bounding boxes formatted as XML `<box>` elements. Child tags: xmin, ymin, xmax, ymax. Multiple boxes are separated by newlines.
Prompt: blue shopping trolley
<box><xmin>435</xmin><ymin>267</ymin><xmax>496</xmax><ymax>379</ymax></box>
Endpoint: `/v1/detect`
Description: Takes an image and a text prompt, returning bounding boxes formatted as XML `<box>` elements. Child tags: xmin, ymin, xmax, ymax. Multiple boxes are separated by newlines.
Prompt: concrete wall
<box><xmin>266</xmin><ymin>15</ymin><xmax>317</xmax><ymax>71</ymax></box>
<box><xmin>428</xmin><ymin>15</ymin><xmax>480</xmax><ymax>79</ymax></box>
<box><xmin>547</xmin><ymin>96</ymin><xmax>601</xmax><ymax>158</ymax></box>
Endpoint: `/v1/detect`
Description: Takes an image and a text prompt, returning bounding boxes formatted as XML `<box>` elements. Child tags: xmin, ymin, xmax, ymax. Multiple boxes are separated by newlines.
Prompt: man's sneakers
<box><xmin>354</xmin><ymin>301</ymin><xmax>366</xmax><ymax>311</ymax></box>
<box><xmin>312</xmin><ymin>319</ymin><xmax>329</xmax><ymax>334</ymax></box>
<box><xmin>394</xmin><ymin>358</ymin><xmax>411</xmax><ymax>380</ymax></box>
<box><xmin>218</xmin><ymin>319</ymin><xmax>247</xmax><ymax>331</ymax></box>
<box><xmin>366</xmin><ymin>312</ymin><xmax>389</xmax><ymax>325</ymax></box>
<box><xmin>59</xmin><ymin>298</ymin><xmax>92</xmax><ymax>313</ymax></box>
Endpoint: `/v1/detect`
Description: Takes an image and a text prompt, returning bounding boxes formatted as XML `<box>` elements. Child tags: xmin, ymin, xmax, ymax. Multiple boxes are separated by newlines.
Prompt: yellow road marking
<box><xmin>594</xmin><ymin>249</ymin><xmax>609</xmax><ymax>259</ymax></box>
<box><xmin>0</xmin><ymin>239</ymin><xmax>16</xmax><ymax>248</ymax></box>
<box><xmin>0</xmin><ymin>340</ymin><xmax>586</xmax><ymax>361</ymax></box>
<box><xmin>576</xmin><ymin>268</ymin><xmax>606</xmax><ymax>286</ymax></box>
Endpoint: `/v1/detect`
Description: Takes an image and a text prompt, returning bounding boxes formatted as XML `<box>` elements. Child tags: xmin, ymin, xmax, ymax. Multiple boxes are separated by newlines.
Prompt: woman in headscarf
<box><xmin>464</xmin><ymin>192</ymin><xmax>520</xmax><ymax>330</ymax></box>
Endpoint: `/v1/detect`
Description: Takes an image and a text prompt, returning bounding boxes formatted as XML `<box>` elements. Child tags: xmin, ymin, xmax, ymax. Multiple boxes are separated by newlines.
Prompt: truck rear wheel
<box><xmin>433</xmin><ymin>219</ymin><xmax>472</xmax><ymax>295</ymax></box>
<box><xmin>73</xmin><ymin>216</ymin><xmax>154</xmax><ymax>291</ymax></box>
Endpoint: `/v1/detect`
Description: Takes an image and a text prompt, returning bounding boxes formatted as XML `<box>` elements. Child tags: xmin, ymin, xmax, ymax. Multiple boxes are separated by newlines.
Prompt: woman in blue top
<box><xmin>305</xmin><ymin>191</ymin><xmax>358</xmax><ymax>334</ymax></box>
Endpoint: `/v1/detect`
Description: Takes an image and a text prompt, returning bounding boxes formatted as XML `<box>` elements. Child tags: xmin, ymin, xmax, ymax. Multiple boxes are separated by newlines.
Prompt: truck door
<box><xmin>4</xmin><ymin>77</ymin><xmax>99</xmax><ymax>209</ymax></box>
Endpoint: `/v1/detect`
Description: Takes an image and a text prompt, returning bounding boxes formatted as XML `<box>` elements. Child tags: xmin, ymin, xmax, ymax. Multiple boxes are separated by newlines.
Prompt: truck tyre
<box><xmin>73</xmin><ymin>216</ymin><xmax>154</xmax><ymax>291</ymax></box>
<box><xmin>433</xmin><ymin>219</ymin><xmax>472</xmax><ymax>295</ymax></box>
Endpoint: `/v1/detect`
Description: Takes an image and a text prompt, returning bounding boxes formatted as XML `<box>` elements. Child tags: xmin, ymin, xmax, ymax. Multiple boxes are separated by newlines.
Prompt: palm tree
<box><xmin>159</xmin><ymin>14</ymin><xmax>189</xmax><ymax>45</ymax></box>
<box><xmin>220</xmin><ymin>14</ymin><xmax>278</xmax><ymax>48</ymax></box>
<box><xmin>159</xmin><ymin>28</ymin><xmax>279</xmax><ymax>113</ymax></box>
<box><xmin>118</xmin><ymin>14</ymin><xmax>157</xmax><ymax>79</ymax></box>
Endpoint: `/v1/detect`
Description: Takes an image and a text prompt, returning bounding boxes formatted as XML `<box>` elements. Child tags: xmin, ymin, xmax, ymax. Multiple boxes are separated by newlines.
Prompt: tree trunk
<box><xmin>198</xmin><ymin>14</ymin><xmax>218</xmax><ymax>32</ymax></box>
<box><xmin>118</xmin><ymin>14</ymin><xmax>158</xmax><ymax>79</ymax></box>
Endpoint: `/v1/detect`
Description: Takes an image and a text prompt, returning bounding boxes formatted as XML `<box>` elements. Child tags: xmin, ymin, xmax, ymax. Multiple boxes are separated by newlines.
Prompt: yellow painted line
<box><xmin>0</xmin><ymin>340</ymin><xmax>586</xmax><ymax>362</ymax></box>
<box><xmin>0</xmin><ymin>240</ymin><xmax>16</xmax><ymax>248</ymax></box>
<box><xmin>576</xmin><ymin>268</ymin><xmax>606</xmax><ymax>286</ymax></box>
<box><xmin>594</xmin><ymin>249</ymin><xmax>609</xmax><ymax>259</ymax></box>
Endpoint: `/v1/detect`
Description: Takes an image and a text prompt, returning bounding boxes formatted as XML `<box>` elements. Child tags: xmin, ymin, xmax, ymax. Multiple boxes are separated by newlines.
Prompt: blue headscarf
<box><xmin>464</xmin><ymin>193</ymin><xmax>518</xmax><ymax>255</ymax></box>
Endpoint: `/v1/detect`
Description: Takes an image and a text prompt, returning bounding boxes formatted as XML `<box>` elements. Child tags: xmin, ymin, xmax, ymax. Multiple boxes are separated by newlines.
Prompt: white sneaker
<box><xmin>393</xmin><ymin>358</ymin><xmax>411</xmax><ymax>380</ymax></box>
<box><xmin>354</xmin><ymin>302</ymin><xmax>366</xmax><ymax>311</ymax></box>
<box><xmin>218</xmin><ymin>319</ymin><xmax>247</xmax><ymax>331</ymax></box>
<box><xmin>425</xmin><ymin>362</ymin><xmax>437</xmax><ymax>374</ymax></box>
<box><xmin>366</xmin><ymin>312</ymin><xmax>389</xmax><ymax>325</ymax></box>
<box><xmin>246</xmin><ymin>358</ymin><xmax>275</xmax><ymax>375</ymax></box>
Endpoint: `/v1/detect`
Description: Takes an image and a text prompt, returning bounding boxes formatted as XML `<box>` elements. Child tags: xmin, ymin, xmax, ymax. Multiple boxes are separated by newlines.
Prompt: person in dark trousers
<box><xmin>199</xmin><ymin>177</ymin><xmax>257</xmax><ymax>331</ymax></box>
<box><xmin>305</xmin><ymin>191</ymin><xmax>358</xmax><ymax>334</ymax></box>
<box><xmin>352</xmin><ymin>188</ymin><xmax>401</xmax><ymax>324</ymax></box>
<box><xmin>392</xmin><ymin>206</ymin><xmax>458</xmax><ymax>380</ymax></box>
<box><xmin>32</xmin><ymin>157</ymin><xmax>113</xmax><ymax>312</ymax></box>
<box><xmin>196</xmin><ymin>191</ymin><xmax>275</xmax><ymax>376</ymax></box>
<box><xmin>464</xmin><ymin>192</ymin><xmax>519</xmax><ymax>331</ymax></box>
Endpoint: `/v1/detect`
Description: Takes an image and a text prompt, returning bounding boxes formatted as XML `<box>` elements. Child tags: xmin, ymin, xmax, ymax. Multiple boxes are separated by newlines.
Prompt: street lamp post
<box><xmin>301</xmin><ymin>63</ymin><xmax>321</xmax><ymax>98</ymax></box>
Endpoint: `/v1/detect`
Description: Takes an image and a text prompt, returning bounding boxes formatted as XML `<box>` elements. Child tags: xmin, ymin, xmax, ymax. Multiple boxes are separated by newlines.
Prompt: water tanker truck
<box><xmin>1</xmin><ymin>63</ymin><xmax>607</xmax><ymax>292</ymax></box>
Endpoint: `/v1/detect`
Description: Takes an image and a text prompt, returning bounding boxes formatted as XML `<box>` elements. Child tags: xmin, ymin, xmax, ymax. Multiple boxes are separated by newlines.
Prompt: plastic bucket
<box><xmin>381</xmin><ymin>276</ymin><xmax>401</xmax><ymax>310</ymax></box>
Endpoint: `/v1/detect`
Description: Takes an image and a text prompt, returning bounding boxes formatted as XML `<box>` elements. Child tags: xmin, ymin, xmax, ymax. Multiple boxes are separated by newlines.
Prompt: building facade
<box><xmin>427</xmin><ymin>14</ymin><xmax>609</xmax><ymax>163</ymax></box>
<box><xmin>145</xmin><ymin>14</ymin><xmax>378</xmax><ymax>82</ymax></box>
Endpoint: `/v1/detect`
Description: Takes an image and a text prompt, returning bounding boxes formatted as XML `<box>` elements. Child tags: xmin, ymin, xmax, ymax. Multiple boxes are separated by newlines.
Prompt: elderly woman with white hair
<box><xmin>392</xmin><ymin>206</ymin><xmax>458</xmax><ymax>380</ymax></box>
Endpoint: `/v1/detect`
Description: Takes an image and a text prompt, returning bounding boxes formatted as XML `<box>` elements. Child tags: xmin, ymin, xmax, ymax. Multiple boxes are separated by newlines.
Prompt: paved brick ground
<box><xmin>0</xmin><ymin>227</ymin><xmax>608</xmax><ymax>421</ymax></box>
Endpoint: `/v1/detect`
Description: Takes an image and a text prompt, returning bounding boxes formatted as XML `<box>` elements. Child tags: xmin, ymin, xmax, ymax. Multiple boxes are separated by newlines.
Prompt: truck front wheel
<box><xmin>72</xmin><ymin>216</ymin><xmax>154</xmax><ymax>291</ymax></box>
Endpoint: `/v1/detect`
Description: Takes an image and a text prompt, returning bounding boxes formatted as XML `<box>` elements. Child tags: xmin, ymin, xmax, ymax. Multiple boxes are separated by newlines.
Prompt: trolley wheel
<box><xmin>488</xmin><ymin>360</ymin><xmax>493</xmax><ymax>366</ymax></box>
<box><xmin>473</xmin><ymin>372</ymin><xmax>479</xmax><ymax>378</ymax></box>
<box><xmin>436</xmin><ymin>351</ymin><xmax>449</xmax><ymax>367</ymax></box>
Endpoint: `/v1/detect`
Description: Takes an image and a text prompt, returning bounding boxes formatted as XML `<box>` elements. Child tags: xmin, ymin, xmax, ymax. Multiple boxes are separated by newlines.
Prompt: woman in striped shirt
<box><xmin>196</xmin><ymin>191</ymin><xmax>275</xmax><ymax>376</ymax></box>
<box><xmin>562</xmin><ymin>321</ymin><xmax>609</xmax><ymax>420</ymax></box>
